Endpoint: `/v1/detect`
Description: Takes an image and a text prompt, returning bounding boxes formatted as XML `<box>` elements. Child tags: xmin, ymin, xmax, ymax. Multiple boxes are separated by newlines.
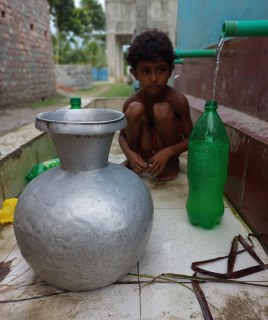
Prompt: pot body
<box><xmin>14</xmin><ymin>109</ymin><xmax>154</xmax><ymax>291</ymax></box>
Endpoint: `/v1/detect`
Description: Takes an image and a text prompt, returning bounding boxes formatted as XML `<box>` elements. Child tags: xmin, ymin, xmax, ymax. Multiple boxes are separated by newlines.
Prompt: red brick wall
<box><xmin>174</xmin><ymin>37</ymin><xmax>268</xmax><ymax>121</ymax></box>
<box><xmin>0</xmin><ymin>0</ymin><xmax>56</xmax><ymax>109</ymax></box>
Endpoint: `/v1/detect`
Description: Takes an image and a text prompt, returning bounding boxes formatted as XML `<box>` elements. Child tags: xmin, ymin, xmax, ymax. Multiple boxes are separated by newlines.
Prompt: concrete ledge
<box><xmin>0</xmin><ymin>98</ymin><xmax>125</xmax><ymax>207</ymax></box>
<box><xmin>88</xmin><ymin>98</ymin><xmax>125</xmax><ymax>111</ymax></box>
<box><xmin>187</xmin><ymin>95</ymin><xmax>268</xmax><ymax>144</ymax></box>
<box><xmin>0</xmin><ymin>129</ymin><xmax>57</xmax><ymax>205</ymax></box>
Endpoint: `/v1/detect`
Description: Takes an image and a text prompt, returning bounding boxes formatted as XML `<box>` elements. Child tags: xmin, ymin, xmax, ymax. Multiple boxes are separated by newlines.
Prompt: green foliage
<box><xmin>27</xmin><ymin>84</ymin><xmax>133</xmax><ymax>111</ymax></box>
<box><xmin>48</xmin><ymin>0</ymin><xmax>76</xmax><ymax>34</ymax></box>
<box><xmin>28</xmin><ymin>95</ymin><xmax>69</xmax><ymax>110</ymax></box>
<box><xmin>78</xmin><ymin>83</ymin><xmax>134</xmax><ymax>98</ymax></box>
<box><xmin>48</xmin><ymin>0</ymin><xmax>106</xmax><ymax>66</ymax></box>
<box><xmin>51</xmin><ymin>34</ymin><xmax>106</xmax><ymax>66</ymax></box>
<box><xmin>85</xmin><ymin>40</ymin><xmax>106</xmax><ymax>67</ymax></box>
<box><xmin>99</xmin><ymin>84</ymin><xmax>134</xmax><ymax>98</ymax></box>
<box><xmin>80</xmin><ymin>0</ymin><xmax>105</xmax><ymax>32</ymax></box>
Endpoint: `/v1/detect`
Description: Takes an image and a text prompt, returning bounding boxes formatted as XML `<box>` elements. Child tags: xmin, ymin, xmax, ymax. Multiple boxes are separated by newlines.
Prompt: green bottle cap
<box><xmin>205</xmin><ymin>100</ymin><xmax>218</xmax><ymax>109</ymax></box>
<box><xmin>70</xmin><ymin>97</ymin><xmax>81</xmax><ymax>109</ymax></box>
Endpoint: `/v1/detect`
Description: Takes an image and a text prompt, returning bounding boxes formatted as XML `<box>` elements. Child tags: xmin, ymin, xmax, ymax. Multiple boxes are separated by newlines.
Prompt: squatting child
<box><xmin>119</xmin><ymin>29</ymin><xmax>193</xmax><ymax>181</ymax></box>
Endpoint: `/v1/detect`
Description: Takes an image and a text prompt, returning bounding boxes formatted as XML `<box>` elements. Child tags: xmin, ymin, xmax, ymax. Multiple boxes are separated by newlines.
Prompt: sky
<box><xmin>75</xmin><ymin>0</ymin><xmax>105</xmax><ymax>10</ymax></box>
<box><xmin>98</xmin><ymin>0</ymin><xmax>105</xmax><ymax>9</ymax></box>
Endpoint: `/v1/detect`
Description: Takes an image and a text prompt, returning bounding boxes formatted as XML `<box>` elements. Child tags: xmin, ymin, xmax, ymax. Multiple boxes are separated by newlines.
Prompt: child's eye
<box><xmin>158</xmin><ymin>67</ymin><xmax>167</xmax><ymax>73</ymax></box>
<box><xmin>141</xmin><ymin>69</ymin><xmax>150</xmax><ymax>74</ymax></box>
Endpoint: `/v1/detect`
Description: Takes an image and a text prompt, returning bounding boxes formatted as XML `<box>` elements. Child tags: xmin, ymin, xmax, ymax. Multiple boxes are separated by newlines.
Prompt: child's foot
<box><xmin>120</xmin><ymin>159</ymin><xmax>179</xmax><ymax>181</ymax></box>
<box><xmin>155</xmin><ymin>166</ymin><xmax>179</xmax><ymax>181</ymax></box>
<box><xmin>155</xmin><ymin>159</ymin><xmax>180</xmax><ymax>181</ymax></box>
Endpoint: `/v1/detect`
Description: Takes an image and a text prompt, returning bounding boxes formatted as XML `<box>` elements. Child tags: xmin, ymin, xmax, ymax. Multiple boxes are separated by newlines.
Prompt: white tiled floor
<box><xmin>0</xmin><ymin>132</ymin><xmax>268</xmax><ymax>319</ymax></box>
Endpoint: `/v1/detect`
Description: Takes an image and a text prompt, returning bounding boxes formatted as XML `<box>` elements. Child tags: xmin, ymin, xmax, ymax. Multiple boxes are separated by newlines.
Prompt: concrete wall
<box><xmin>174</xmin><ymin>0</ymin><xmax>268</xmax><ymax>248</ymax></box>
<box><xmin>0</xmin><ymin>0</ymin><xmax>56</xmax><ymax>109</ymax></box>
<box><xmin>56</xmin><ymin>64</ymin><xmax>93</xmax><ymax>90</ymax></box>
<box><xmin>105</xmin><ymin>0</ymin><xmax>177</xmax><ymax>82</ymax></box>
<box><xmin>0</xmin><ymin>126</ymin><xmax>57</xmax><ymax>207</ymax></box>
<box><xmin>136</xmin><ymin>0</ymin><xmax>177</xmax><ymax>45</ymax></box>
<box><xmin>106</xmin><ymin>0</ymin><xmax>137</xmax><ymax>82</ymax></box>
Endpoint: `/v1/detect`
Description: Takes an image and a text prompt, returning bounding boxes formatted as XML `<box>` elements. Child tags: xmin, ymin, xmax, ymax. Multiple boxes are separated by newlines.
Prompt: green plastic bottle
<box><xmin>186</xmin><ymin>100</ymin><xmax>230</xmax><ymax>229</ymax></box>
<box><xmin>70</xmin><ymin>97</ymin><xmax>81</xmax><ymax>109</ymax></box>
<box><xmin>26</xmin><ymin>158</ymin><xmax>61</xmax><ymax>183</ymax></box>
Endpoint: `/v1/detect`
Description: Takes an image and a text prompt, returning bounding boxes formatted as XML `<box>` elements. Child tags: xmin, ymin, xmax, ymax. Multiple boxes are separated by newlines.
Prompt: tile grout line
<box><xmin>137</xmin><ymin>262</ymin><xmax>142</xmax><ymax>320</ymax></box>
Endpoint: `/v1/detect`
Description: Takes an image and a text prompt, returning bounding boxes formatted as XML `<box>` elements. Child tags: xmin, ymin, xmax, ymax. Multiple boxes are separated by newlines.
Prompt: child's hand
<box><xmin>147</xmin><ymin>148</ymin><xmax>172</xmax><ymax>177</ymax></box>
<box><xmin>128</xmin><ymin>152</ymin><xmax>148</xmax><ymax>174</ymax></box>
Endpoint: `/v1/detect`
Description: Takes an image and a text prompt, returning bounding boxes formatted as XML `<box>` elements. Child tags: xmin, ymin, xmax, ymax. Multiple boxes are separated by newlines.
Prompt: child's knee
<box><xmin>153</xmin><ymin>102</ymin><xmax>173</xmax><ymax>122</ymax></box>
<box><xmin>125</xmin><ymin>101</ymin><xmax>145</xmax><ymax>120</ymax></box>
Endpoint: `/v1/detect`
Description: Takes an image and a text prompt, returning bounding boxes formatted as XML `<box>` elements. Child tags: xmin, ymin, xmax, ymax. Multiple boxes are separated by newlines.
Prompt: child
<box><xmin>119</xmin><ymin>29</ymin><xmax>193</xmax><ymax>181</ymax></box>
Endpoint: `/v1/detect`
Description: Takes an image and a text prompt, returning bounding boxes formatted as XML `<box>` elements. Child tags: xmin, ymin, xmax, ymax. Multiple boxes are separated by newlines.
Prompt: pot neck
<box><xmin>51</xmin><ymin>132</ymin><xmax>114</xmax><ymax>172</ymax></box>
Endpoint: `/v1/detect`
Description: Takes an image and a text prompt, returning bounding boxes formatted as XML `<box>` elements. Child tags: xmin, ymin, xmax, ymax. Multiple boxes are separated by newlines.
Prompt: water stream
<box><xmin>212</xmin><ymin>34</ymin><xmax>225</xmax><ymax>100</ymax></box>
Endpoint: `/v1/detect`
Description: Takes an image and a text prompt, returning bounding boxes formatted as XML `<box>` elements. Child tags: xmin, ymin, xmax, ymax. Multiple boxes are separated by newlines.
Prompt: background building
<box><xmin>105</xmin><ymin>0</ymin><xmax>177</xmax><ymax>82</ymax></box>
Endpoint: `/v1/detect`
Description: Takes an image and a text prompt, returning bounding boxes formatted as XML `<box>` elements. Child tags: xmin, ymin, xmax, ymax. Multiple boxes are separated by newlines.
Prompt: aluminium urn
<box><xmin>14</xmin><ymin>108</ymin><xmax>154</xmax><ymax>291</ymax></box>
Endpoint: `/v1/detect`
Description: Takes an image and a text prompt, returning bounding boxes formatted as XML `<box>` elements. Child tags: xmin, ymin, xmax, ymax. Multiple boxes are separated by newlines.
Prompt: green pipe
<box><xmin>222</xmin><ymin>20</ymin><xmax>268</xmax><ymax>37</ymax></box>
<box><xmin>174</xmin><ymin>49</ymin><xmax>217</xmax><ymax>59</ymax></box>
<box><xmin>173</xmin><ymin>58</ymin><xmax>184</xmax><ymax>64</ymax></box>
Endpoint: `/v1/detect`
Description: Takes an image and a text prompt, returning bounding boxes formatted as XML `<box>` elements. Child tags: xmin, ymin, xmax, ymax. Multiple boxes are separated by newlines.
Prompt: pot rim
<box><xmin>35</xmin><ymin>108</ymin><xmax>127</xmax><ymax>135</ymax></box>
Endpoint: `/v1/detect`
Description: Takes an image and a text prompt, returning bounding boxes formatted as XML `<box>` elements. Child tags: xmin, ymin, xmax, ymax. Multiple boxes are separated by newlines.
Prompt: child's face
<box><xmin>131</xmin><ymin>59</ymin><xmax>174</xmax><ymax>95</ymax></box>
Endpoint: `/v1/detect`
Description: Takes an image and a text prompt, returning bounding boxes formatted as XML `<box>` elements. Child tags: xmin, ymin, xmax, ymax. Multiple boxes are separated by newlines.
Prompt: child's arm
<box><xmin>167</xmin><ymin>94</ymin><xmax>193</xmax><ymax>156</ymax></box>
<box><xmin>119</xmin><ymin>130</ymin><xmax>148</xmax><ymax>173</ymax></box>
<box><xmin>146</xmin><ymin>94</ymin><xmax>193</xmax><ymax>176</ymax></box>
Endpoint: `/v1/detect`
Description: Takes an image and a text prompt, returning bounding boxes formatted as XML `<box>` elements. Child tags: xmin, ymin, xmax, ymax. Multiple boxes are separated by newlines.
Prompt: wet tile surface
<box><xmin>0</xmin><ymin>132</ymin><xmax>268</xmax><ymax>320</ymax></box>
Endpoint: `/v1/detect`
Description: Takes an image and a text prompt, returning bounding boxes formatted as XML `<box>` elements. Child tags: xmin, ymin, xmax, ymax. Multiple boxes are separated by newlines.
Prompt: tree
<box><xmin>48</xmin><ymin>0</ymin><xmax>77</xmax><ymax>34</ymax></box>
<box><xmin>80</xmin><ymin>0</ymin><xmax>105</xmax><ymax>32</ymax></box>
<box><xmin>48</xmin><ymin>0</ymin><xmax>106</xmax><ymax>66</ymax></box>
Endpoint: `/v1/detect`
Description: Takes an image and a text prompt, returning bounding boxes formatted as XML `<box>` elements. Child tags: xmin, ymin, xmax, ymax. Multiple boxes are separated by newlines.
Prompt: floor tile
<box><xmin>0</xmin><ymin>284</ymin><xmax>141</xmax><ymax>320</ymax></box>
<box><xmin>1</xmin><ymin>129</ymin><xmax>268</xmax><ymax>320</ymax></box>
<box><xmin>138</xmin><ymin>208</ymin><xmax>267</xmax><ymax>276</ymax></box>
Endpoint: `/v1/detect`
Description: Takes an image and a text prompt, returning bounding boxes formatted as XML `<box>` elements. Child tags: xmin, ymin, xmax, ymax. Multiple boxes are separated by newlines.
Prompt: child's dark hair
<box><xmin>127</xmin><ymin>29</ymin><xmax>174</xmax><ymax>69</ymax></box>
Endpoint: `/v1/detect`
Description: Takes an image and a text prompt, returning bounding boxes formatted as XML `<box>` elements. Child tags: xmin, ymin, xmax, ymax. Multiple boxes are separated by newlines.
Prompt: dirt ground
<box><xmin>0</xmin><ymin>84</ymin><xmax>117</xmax><ymax>137</ymax></box>
<box><xmin>0</xmin><ymin>105</ymin><xmax>63</xmax><ymax>137</ymax></box>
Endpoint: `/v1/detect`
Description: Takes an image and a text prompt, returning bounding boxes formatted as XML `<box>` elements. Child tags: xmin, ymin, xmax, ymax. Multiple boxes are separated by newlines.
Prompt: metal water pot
<box><xmin>14</xmin><ymin>108</ymin><xmax>154</xmax><ymax>291</ymax></box>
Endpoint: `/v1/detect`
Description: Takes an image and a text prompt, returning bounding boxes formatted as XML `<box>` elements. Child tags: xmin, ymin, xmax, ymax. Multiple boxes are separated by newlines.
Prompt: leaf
<box><xmin>0</xmin><ymin>259</ymin><xmax>14</xmax><ymax>282</ymax></box>
<box><xmin>192</xmin><ymin>279</ymin><xmax>214</xmax><ymax>320</ymax></box>
<box><xmin>192</xmin><ymin>234</ymin><xmax>268</xmax><ymax>279</ymax></box>
<box><xmin>227</xmin><ymin>235</ymin><xmax>238</xmax><ymax>273</ymax></box>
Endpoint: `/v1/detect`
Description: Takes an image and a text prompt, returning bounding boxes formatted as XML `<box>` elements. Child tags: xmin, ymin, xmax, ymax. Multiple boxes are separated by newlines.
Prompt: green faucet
<box><xmin>222</xmin><ymin>20</ymin><xmax>268</xmax><ymax>37</ymax></box>
<box><xmin>174</xmin><ymin>49</ymin><xmax>217</xmax><ymax>59</ymax></box>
